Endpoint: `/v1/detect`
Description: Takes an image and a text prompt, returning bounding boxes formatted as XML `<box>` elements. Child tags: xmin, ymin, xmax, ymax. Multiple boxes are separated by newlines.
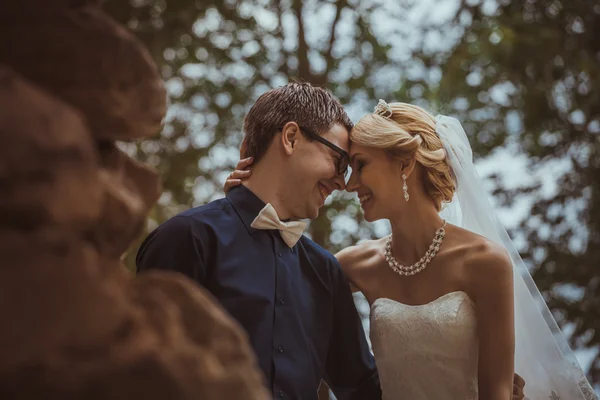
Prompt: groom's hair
<box><xmin>241</xmin><ymin>82</ymin><xmax>352</xmax><ymax>163</ymax></box>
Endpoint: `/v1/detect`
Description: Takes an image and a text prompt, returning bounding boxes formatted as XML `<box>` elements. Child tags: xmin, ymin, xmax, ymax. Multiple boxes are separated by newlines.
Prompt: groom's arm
<box><xmin>136</xmin><ymin>215</ymin><xmax>208</xmax><ymax>284</ymax></box>
<box><xmin>324</xmin><ymin>261</ymin><xmax>382</xmax><ymax>400</ymax></box>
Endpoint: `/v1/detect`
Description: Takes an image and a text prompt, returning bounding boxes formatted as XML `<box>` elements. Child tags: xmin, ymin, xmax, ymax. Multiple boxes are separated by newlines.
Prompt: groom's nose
<box><xmin>331</xmin><ymin>172</ymin><xmax>345</xmax><ymax>191</ymax></box>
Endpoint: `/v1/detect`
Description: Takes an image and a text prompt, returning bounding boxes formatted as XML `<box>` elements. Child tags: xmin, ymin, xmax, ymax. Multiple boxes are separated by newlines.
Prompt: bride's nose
<box><xmin>345</xmin><ymin>170</ymin><xmax>360</xmax><ymax>192</ymax></box>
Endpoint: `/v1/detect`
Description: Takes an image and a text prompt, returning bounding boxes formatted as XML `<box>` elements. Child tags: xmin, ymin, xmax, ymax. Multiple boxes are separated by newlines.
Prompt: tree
<box><xmin>104</xmin><ymin>0</ymin><xmax>599</xmax><ymax>391</ymax></box>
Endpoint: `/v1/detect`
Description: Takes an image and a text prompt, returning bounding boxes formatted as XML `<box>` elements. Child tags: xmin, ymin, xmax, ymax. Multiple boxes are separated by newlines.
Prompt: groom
<box><xmin>136</xmin><ymin>82</ymin><xmax>381</xmax><ymax>399</ymax></box>
<box><xmin>137</xmin><ymin>82</ymin><xmax>526</xmax><ymax>400</ymax></box>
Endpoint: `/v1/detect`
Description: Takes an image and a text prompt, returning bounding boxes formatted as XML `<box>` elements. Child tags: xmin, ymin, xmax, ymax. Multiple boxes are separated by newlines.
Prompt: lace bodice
<box><xmin>370</xmin><ymin>291</ymin><xmax>478</xmax><ymax>400</ymax></box>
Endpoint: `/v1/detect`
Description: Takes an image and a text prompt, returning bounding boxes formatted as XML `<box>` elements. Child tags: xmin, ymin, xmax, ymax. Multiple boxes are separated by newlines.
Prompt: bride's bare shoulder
<box><xmin>452</xmin><ymin>227</ymin><xmax>513</xmax><ymax>298</ymax></box>
<box><xmin>335</xmin><ymin>237</ymin><xmax>386</xmax><ymax>291</ymax></box>
<box><xmin>447</xmin><ymin>225</ymin><xmax>506</xmax><ymax>260</ymax></box>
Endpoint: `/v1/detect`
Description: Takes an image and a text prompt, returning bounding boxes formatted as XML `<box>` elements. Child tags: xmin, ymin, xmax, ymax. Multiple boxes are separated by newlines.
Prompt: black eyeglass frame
<box><xmin>279</xmin><ymin>125</ymin><xmax>350</xmax><ymax>178</ymax></box>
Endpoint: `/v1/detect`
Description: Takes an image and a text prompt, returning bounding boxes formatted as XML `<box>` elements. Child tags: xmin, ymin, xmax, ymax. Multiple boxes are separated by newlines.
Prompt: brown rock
<box><xmin>0</xmin><ymin>66</ymin><xmax>103</xmax><ymax>230</ymax></box>
<box><xmin>0</xmin><ymin>231</ymin><xmax>269</xmax><ymax>400</ymax></box>
<box><xmin>0</xmin><ymin>5</ymin><xmax>166</xmax><ymax>140</ymax></box>
<box><xmin>0</xmin><ymin>230</ymin><xmax>130</xmax><ymax>372</ymax></box>
<box><xmin>0</xmin><ymin>58</ymin><xmax>268</xmax><ymax>400</ymax></box>
<box><xmin>0</xmin><ymin>3</ymin><xmax>270</xmax><ymax>399</ymax></box>
<box><xmin>4</xmin><ymin>0</ymin><xmax>102</xmax><ymax>15</ymax></box>
<box><xmin>92</xmin><ymin>142</ymin><xmax>162</xmax><ymax>257</ymax></box>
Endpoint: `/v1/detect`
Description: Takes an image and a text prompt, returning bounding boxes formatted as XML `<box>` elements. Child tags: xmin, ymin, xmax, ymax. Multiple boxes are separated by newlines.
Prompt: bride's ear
<box><xmin>400</xmin><ymin>158</ymin><xmax>417</xmax><ymax>178</ymax></box>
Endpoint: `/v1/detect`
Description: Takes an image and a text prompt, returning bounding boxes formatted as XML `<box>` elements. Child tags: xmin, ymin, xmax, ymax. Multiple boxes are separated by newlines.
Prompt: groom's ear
<box><xmin>280</xmin><ymin>122</ymin><xmax>299</xmax><ymax>156</ymax></box>
<box><xmin>239</xmin><ymin>140</ymin><xmax>248</xmax><ymax>159</ymax></box>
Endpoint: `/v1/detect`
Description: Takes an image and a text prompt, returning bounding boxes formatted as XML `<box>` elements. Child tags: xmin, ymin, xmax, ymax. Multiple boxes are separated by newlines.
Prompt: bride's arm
<box><xmin>468</xmin><ymin>242</ymin><xmax>515</xmax><ymax>400</ymax></box>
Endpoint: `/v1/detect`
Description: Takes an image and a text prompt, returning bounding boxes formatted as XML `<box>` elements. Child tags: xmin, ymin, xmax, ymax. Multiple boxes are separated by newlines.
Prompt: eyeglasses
<box><xmin>279</xmin><ymin>126</ymin><xmax>349</xmax><ymax>179</ymax></box>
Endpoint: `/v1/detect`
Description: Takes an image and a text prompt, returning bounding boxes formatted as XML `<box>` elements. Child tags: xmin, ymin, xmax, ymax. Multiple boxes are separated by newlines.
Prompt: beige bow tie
<box><xmin>250</xmin><ymin>203</ymin><xmax>307</xmax><ymax>248</ymax></box>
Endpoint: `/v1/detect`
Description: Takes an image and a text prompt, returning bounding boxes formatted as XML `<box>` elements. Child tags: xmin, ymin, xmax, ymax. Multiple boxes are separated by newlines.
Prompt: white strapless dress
<box><xmin>370</xmin><ymin>291</ymin><xmax>478</xmax><ymax>399</ymax></box>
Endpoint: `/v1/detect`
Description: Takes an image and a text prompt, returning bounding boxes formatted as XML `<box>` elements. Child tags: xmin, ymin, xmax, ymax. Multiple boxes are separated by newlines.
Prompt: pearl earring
<box><xmin>402</xmin><ymin>174</ymin><xmax>409</xmax><ymax>201</ymax></box>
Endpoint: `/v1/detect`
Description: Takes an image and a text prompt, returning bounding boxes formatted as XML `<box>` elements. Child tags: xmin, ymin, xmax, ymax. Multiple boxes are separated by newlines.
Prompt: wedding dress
<box><xmin>370</xmin><ymin>291</ymin><xmax>478</xmax><ymax>399</ymax></box>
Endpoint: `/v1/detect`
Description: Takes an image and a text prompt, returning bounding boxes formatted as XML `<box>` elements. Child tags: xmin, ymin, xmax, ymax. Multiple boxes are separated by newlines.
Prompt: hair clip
<box><xmin>374</xmin><ymin>99</ymin><xmax>393</xmax><ymax>118</ymax></box>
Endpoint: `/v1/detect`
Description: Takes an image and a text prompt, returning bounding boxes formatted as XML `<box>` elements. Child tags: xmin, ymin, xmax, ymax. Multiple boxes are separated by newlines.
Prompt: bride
<box><xmin>225</xmin><ymin>100</ymin><xmax>597</xmax><ymax>399</ymax></box>
<box><xmin>338</xmin><ymin>101</ymin><xmax>513</xmax><ymax>399</ymax></box>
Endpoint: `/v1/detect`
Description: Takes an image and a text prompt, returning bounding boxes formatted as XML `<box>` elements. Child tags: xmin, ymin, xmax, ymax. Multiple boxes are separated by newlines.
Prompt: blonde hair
<box><xmin>351</xmin><ymin>102</ymin><xmax>455</xmax><ymax>211</ymax></box>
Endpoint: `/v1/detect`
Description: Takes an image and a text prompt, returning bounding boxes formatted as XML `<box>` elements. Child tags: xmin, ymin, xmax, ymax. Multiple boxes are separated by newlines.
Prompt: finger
<box><xmin>236</xmin><ymin>157</ymin><xmax>254</xmax><ymax>170</ymax></box>
<box><xmin>230</xmin><ymin>170</ymin><xmax>251</xmax><ymax>179</ymax></box>
<box><xmin>223</xmin><ymin>179</ymin><xmax>242</xmax><ymax>193</ymax></box>
<box><xmin>512</xmin><ymin>384</ymin><xmax>520</xmax><ymax>394</ymax></box>
<box><xmin>512</xmin><ymin>384</ymin><xmax>524</xmax><ymax>399</ymax></box>
<box><xmin>514</xmin><ymin>373</ymin><xmax>525</xmax><ymax>388</ymax></box>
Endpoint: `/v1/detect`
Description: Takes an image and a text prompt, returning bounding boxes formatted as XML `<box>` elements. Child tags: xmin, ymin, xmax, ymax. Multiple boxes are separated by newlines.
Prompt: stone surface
<box><xmin>0</xmin><ymin>4</ymin><xmax>166</xmax><ymax>140</ymax></box>
<box><xmin>6</xmin><ymin>0</ymin><xmax>101</xmax><ymax>13</ymax></box>
<box><xmin>93</xmin><ymin>142</ymin><xmax>162</xmax><ymax>257</ymax></box>
<box><xmin>0</xmin><ymin>2</ymin><xmax>270</xmax><ymax>398</ymax></box>
<box><xmin>0</xmin><ymin>67</ymin><xmax>103</xmax><ymax>230</ymax></box>
<box><xmin>0</xmin><ymin>230</ymin><xmax>268</xmax><ymax>400</ymax></box>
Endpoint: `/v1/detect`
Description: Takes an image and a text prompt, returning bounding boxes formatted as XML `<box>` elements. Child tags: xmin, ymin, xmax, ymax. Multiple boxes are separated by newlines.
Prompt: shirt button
<box><xmin>277</xmin><ymin>345</ymin><xmax>284</xmax><ymax>353</ymax></box>
<box><xmin>278</xmin><ymin>297</ymin><xmax>285</xmax><ymax>305</ymax></box>
<box><xmin>278</xmin><ymin>252</ymin><xmax>282</xmax><ymax>257</ymax></box>
<box><xmin>278</xmin><ymin>390</ymin><xmax>284</xmax><ymax>397</ymax></box>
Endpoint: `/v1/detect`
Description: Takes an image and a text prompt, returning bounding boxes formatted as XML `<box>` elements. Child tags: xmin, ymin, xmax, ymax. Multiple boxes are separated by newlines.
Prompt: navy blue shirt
<box><xmin>136</xmin><ymin>185</ymin><xmax>380</xmax><ymax>400</ymax></box>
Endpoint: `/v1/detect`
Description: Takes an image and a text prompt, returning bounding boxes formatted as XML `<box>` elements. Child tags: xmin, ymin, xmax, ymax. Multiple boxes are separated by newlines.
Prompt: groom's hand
<box><xmin>512</xmin><ymin>373</ymin><xmax>525</xmax><ymax>400</ymax></box>
<box><xmin>223</xmin><ymin>157</ymin><xmax>253</xmax><ymax>193</ymax></box>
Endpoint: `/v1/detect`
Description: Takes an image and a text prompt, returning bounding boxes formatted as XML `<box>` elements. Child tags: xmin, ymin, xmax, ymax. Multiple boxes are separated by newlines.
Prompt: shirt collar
<box><xmin>226</xmin><ymin>185</ymin><xmax>267</xmax><ymax>234</ymax></box>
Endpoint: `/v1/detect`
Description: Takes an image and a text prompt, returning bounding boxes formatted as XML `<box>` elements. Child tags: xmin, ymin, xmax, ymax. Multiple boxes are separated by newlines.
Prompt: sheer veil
<box><xmin>434</xmin><ymin>115</ymin><xmax>597</xmax><ymax>400</ymax></box>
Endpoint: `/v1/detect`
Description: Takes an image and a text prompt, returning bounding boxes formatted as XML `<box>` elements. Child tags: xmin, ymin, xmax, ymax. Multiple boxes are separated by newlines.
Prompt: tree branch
<box><xmin>273</xmin><ymin>0</ymin><xmax>290</xmax><ymax>77</ymax></box>
<box><xmin>324</xmin><ymin>0</ymin><xmax>346</xmax><ymax>72</ymax></box>
<box><xmin>292</xmin><ymin>0</ymin><xmax>312</xmax><ymax>81</ymax></box>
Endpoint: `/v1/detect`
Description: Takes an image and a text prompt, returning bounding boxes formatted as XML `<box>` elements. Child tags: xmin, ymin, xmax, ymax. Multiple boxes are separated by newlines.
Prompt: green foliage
<box><xmin>105</xmin><ymin>0</ymin><xmax>599</xmax><ymax>386</ymax></box>
<box><xmin>431</xmin><ymin>0</ymin><xmax>600</xmax><ymax>384</ymax></box>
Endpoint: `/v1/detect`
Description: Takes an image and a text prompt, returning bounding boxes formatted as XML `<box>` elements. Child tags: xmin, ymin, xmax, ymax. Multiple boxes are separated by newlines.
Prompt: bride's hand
<box><xmin>223</xmin><ymin>157</ymin><xmax>253</xmax><ymax>193</ymax></box>
<box><xmin>512</xmin><ymin>373</ymin><xmax>525</xmax><ymax>400</ymax></box>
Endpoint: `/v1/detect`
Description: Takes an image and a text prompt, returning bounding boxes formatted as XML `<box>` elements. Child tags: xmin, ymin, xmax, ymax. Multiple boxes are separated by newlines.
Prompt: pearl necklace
<box><xmin>385</xmin><ymin>220</ymin><xmax>447</xmax><ymax>276</ymax></box>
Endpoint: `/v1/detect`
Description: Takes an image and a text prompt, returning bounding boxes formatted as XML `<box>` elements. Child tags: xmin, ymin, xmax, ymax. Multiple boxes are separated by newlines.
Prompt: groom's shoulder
<box><xmin>179</xmin><ymin>197</ymin><xmax>230</xmax><ymax>219</ymax></box>
<box><xmin>163</xmin><ymin>197</ymin><xmax>236</xmax><ymax>231</ymax></box>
